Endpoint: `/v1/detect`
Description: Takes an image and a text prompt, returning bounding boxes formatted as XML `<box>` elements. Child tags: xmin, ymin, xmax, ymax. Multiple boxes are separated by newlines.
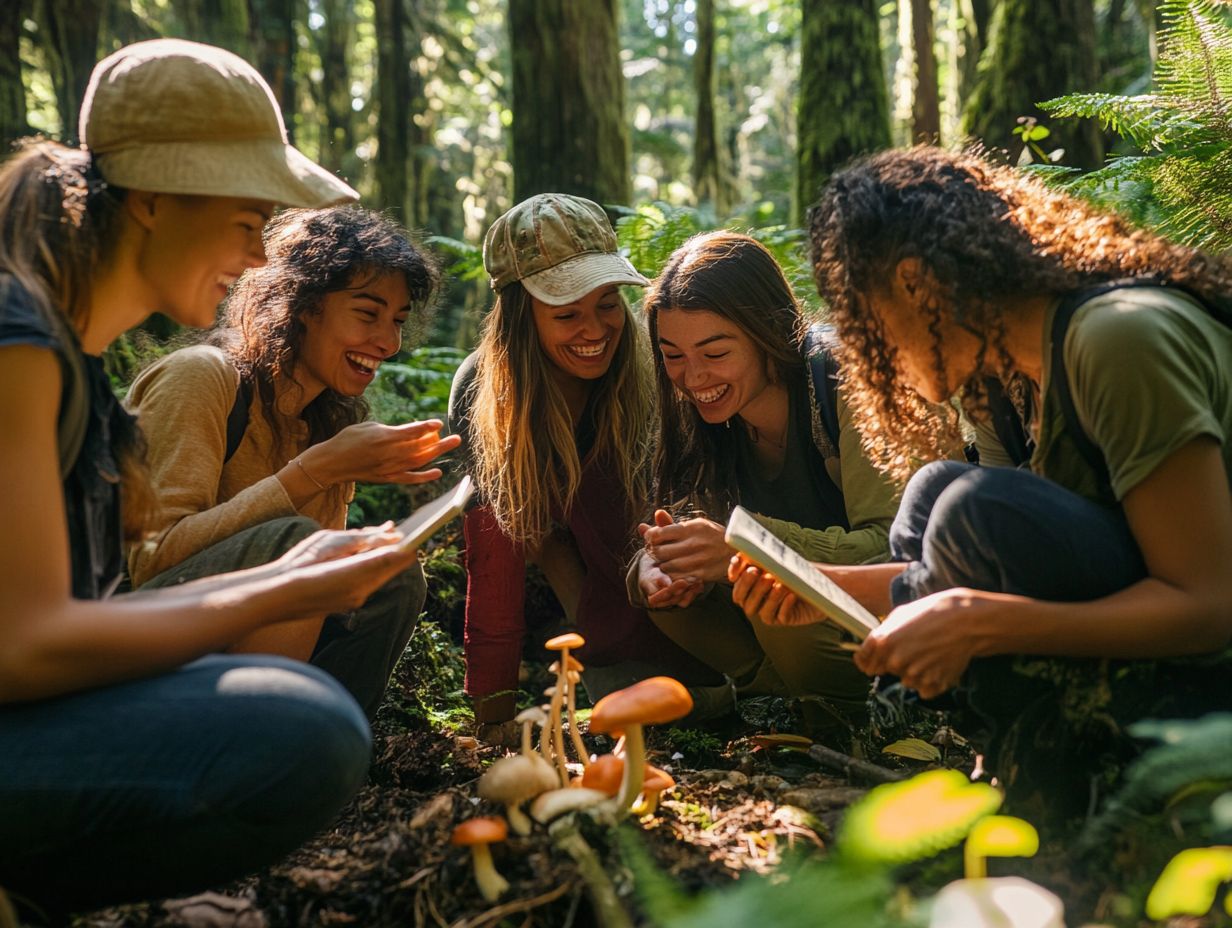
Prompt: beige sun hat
<box><xmin>79</xmin><ymin>38</ymin><xmax>358</xmax><ymax>208</ymax></box>
<box><xmin>483</xmin><ymin>193</ymin><xmax>648</xmax><ymax>306</ymax></box>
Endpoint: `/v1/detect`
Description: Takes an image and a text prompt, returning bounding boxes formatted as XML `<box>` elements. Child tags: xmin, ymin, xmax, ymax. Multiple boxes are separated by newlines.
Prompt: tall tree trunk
<box><xmin>911</xmin><ymin>0</ymin><xmax>940</xmax><ymax>143</ymax></box>
<box><xmin>970</xmin><ymin>0</ymin><xmax>994</xmax><ymax>48</ymax></box>
<box><xmin>180</xmin><ymin>0</ymin><xmax>251</xmax><ymax>57</ymax></box>
<box><xmin>796</xmin><ymin>0</ymin><xmax>890</xmax><ymax>221</ymax></box>
<box><xmin>692</xmin><ymin>0</ymin><xmax>729</xmax><ymax>215</ymax></box>
<box><xmin>962</xmin><ymin>0</ymin><xmax>1102</xmax><ymax>169</ymax></box>
<box><xmin>0</xmin><ymin>0</ymin><xmax>29</xmax><ymax>149</ymax></box>
<box><xmin>34</xmin><ymin>0</ymin><xmax>104</xmax><ymax>144</ymax></box>
<box><xmin>953</xmin><ymin>0</ymin><xmax>983</xmax><ymax>105</ymax></box>
<box><xmin>374</xmin><ymin>0</ymin><xmax>409</xmax><ymax>217</ymax></box>
<box><xmin>508</xmin><ymin>0</ymin><xmax>631</xmax><ymax>205</ymax></box>
<box><xmin>247</xmin><ymin>0</ymin><xmax>297</xmax><ymax>141</ymax></box>
<box><xmin>317</xmin><ymin>0</ymin><xmax>354</xmax><ymax>173</ymax></box>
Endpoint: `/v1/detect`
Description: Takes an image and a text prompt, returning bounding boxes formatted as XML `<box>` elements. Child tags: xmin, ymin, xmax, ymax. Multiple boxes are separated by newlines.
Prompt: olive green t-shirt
<box><xmin>1032</xmin><ymin>287</ymin><xmax>1232</xmax><ymax>505</ymax></box>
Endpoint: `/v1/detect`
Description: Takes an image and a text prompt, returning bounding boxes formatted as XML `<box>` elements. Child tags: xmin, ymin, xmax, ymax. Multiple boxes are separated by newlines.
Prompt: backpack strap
<box><xmin>56</xmin><ymin>342</ymin><xmax>90</xmax><ymax>479</ymax></box>
<box><xmin>981</xmin><ymin>375</ymin><xmax>1035</xmax><ymax>468</ymax></box>
<box><xmin>223</xmin><ymin>376</ymin><xmax>253</xmax><ymax>464</ymax></box>
<box><xmin>803</xmin><ymin>322</ymin><xmax>841</xmax><ymax>457</ymax></box>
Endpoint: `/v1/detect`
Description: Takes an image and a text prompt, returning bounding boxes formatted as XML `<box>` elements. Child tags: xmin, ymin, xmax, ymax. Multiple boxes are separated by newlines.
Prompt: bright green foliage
<box><xmin>1145</xmin><ymin>846</ymin><xmax>1232</xmax><ymax>919</ymax></box>
<box><xmin>837</xmin><ymin>769</ymin><xmax>1003</xmax><ymax>866</ymax></box>
<box><xmin>1042</xmin><ymin>0</ymin><xmax>1232</xmax><ymax>249</ymax></box>
<box><xmin>614</xmin><ymin>202</ymin><xmax>820</xmax><ymax>315</ymax></box>
<box><xmin>963</xmin><ymin>815</ymin><xmax>1039</xmax><ymax>880</ymax></box>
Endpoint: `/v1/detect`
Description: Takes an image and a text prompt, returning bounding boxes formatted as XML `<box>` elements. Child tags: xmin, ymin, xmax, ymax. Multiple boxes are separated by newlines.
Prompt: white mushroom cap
<box><xmin>530</xmin><ymin>788</ymin><xmax>611</xmax><ymax>824</ymax></box>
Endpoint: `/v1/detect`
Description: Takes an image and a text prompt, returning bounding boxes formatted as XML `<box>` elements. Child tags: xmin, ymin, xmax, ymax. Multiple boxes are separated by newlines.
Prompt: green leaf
<box><xmin>837</xmin><ymin>769</ymin><xmax>1003</xmax><ymax>866</ymax></box>
<box><xmin>1145</xmin><ymin>846</ymin><xmax>1232</xmax><ymax>919</ymax></box>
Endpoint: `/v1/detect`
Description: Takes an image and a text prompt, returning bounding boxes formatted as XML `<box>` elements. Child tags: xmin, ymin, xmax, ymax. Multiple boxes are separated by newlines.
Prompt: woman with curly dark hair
<box><xmin>128</xmin><ymin>206</ymin><xmax>459</xmax><ymax>717</ymax></box>
<box><xmin>730</xmin><ymin>146</ymin><xmax>1232</xmax><ymax>708</ymax></box>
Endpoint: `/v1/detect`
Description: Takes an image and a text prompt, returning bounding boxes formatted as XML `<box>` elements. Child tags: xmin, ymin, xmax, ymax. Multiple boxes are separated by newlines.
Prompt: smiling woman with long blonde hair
<box><xmin>449</xmin><ymin>194</ymin><xmax>719</xmax><ymax>738</ymax></box>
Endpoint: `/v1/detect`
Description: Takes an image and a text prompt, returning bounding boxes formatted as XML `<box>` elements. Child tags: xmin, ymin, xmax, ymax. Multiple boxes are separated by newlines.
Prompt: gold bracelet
<box><xmin>294</xmin><ymin>456</ymin><xmax>326</xmax><ymax>490</ymax></box>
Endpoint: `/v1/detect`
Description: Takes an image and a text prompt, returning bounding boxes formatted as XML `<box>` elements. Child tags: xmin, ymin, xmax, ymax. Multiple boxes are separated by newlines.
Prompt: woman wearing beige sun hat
<box><xmin>0</xmin><ymin>39</ymin><xmax>414</xmax><ymax>917</ymax></box>
<box><xmin>447</xmin><ymin>193</ymin><xmax>727</xmax><ymax>745</ymax></box>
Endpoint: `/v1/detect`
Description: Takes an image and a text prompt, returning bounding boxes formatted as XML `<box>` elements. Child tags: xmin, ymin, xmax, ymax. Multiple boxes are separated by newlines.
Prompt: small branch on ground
<box><xmin>807</xmin><ymin>744</ymin><xmax>906</xmax><ymax>784</ymax></box>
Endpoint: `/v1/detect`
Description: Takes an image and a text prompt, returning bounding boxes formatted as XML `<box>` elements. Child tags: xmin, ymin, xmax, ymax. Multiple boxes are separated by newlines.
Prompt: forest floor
<box><xmin>61</xmin><ymin>543</ymin><xmax>1217</xmax><ymax>928</ymax></box>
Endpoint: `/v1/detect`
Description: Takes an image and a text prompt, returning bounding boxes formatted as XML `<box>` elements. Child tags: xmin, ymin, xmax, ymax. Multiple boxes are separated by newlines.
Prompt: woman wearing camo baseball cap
<box><xmin>0</xmin><ymin>40</ymin><xmax>415</xmax><ymax>916</ymax></box>
<box><xmin>447</xmin><ymin>193</ymin><xmax>724</xmax><ymax>743</ymax></box>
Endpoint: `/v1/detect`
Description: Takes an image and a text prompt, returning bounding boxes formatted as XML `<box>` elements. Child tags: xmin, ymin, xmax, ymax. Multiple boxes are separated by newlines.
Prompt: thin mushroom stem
<box><xmin>539</xmin><ymin>703</ymin><xmax>553</xmax><ymax>767</ymax></box>
<box><xmin>548</xmin><ymin>684</ymin><xmax>569</xmax><ymax>786</ymax></box>
<box><xmin>613</xmin><ymin>725</ymin><xmax>646</xmax><ymax>810</ymax></box>
<box><xmin>504</xmin><ymin>802</ymin><xmax>533</xmax><ymax>837</ymax></box>
<box><xmin>521</xmin><ymin>718</ymin><xmax>535</xmax><ymax>758</ymax></box>
<box><xmin>549</xmin><ymin>817</ymin><xmax>634</xmax><ymax>928</ymax></box>
<box><xmin>469</xmin><ymin>843</ymin><xmax>509</xmax><ymax>903</ymax></box>
<box><xmin>565</xmin><ymin>670</ymin><xmax>590</xmax><ymax>768</ymax></box>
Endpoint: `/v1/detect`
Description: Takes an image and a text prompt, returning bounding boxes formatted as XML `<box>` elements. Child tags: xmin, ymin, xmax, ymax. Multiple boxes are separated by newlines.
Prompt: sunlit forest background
<box><xmin>4</xmin><ymin>0</ymin><xmax>1170</xmax><ymax>351</ymax></box>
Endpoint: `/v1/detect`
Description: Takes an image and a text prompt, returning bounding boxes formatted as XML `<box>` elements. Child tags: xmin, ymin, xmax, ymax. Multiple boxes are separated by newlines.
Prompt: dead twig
<box><xmin>448</xmin><ymin>882</ymin><xmax>573</xmax><ymax>928</ymax></box>
<box><xmin>807</xmin><ymin>743</ymin><xmax>906</xmax><ymax>784</ymax></box>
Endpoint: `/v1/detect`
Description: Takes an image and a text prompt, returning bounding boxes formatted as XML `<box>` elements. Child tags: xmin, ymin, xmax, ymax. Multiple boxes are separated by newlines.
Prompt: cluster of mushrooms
<box><xmin>451</xmin><ymin>633</ymin><xmax>694</xmax><ymax>903</ymax></box>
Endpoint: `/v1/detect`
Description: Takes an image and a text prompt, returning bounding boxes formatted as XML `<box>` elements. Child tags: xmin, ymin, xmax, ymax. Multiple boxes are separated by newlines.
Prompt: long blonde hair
<box><xmin>466</xmin><ymin>281</ymin><xmax>654</xmax><ymax>548</ymax></box>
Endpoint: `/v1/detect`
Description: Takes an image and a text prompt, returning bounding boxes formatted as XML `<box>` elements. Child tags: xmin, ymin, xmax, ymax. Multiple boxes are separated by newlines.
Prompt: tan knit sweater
<box><xmin>126</xmin><ymin>345</ymin><xmax>351</xmax><ymax>587</ymax></box>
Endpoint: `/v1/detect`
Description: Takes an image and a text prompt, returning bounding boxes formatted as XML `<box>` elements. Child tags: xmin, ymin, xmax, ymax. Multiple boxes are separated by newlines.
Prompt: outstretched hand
<box><xmin>313</xmin><ymin>419</ymin><xmax>462</xmax><ymax>486</ymax></box>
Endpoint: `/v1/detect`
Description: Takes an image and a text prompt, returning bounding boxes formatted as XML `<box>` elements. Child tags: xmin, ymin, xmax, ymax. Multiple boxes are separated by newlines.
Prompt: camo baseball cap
<box><xmin>483</xmin><ymin>193</ymin><xmax>648</xmax><ymax>305</ymax></box>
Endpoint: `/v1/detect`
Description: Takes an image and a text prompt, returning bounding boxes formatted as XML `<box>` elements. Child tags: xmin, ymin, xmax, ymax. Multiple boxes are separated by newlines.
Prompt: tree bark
<box><xmin>374</xmin><ymin>0</ymin><xmax>410</xmax><ymax>218</ymax></box>
<box><xmin>692</xmin><ymin>0</ymin><xmax>729</xmax><ymax>216</ymax></box>
<box><xmin>0</xmin><ymin>0</ymin><xmax>29</xmax><ymax>149</ymax></box>
<box><xmin>962</xmin><ymin>0</ymin><xmax>1103</xmax><ymax>169</ymax></box>
<box><xmin>34</xmin><ymin>0</ymin><xmax>105</xmax><ymax>144</ymax></box>
<box><xmin>317</xmin><ymin>0</ymin><xmax>354</xmax><ymax>173</ymax></box>
<box><xmin>911</xmin><ymin>0</ymin><xmax>940</xmax><ymax>143</ymax></box>
<box><xmin>247</xmin><ymin>0</ymin><xmax>297</xmax><ymax>141</ymax></box>
<box><xmin>508</xmin><ymin>0</ymin><xmax>631</xmax><ymax>205</ymax></box>
<box><xmin>796</xmin><ymin>0</ymin><xmax>891</xmax><ymax>221</ymax></box>
<box><xmin>180</xmin><ymin>0</ymin><xmax>251</xmax><ymax>57</ymax></box>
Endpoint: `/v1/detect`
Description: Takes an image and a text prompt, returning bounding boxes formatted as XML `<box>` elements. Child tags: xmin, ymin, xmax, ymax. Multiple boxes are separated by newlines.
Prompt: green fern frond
<box><xmin>1078</xmin><ymin>714</ymin><xmax>1232</xmax><ymax>856</ymax></box>
<box><xmin>1042</xmin><ymin>93</ymin><xmax>1203</xmax><ymax>150</ymax></box>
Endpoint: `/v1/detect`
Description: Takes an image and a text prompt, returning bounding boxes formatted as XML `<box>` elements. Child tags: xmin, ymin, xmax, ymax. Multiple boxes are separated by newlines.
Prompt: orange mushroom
<box><xmin>587</xmin><ymin>676</ymin><xmax>692</xmax><ymax>811</ymax></box>
<box><xmin>581</xmin><ymin>753</ymin><xmax>625</xmax><ymax>797</ymax></box>
<box><xmin>451</xmin><ymin>817</ymin><xmax>509</xmax><ymax>902</ymax></box>
<box><xmin>632</xmin><ymin>764</ymin><xmax>676</xmax><ymax>816</ymax></box>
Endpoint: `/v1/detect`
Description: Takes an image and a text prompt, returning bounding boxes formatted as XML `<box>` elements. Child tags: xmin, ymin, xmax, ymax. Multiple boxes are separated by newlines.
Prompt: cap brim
<box><xmin>520</xmin><ymin>252</ymin><xmax>650</xmax><ymax>306</ymax></box>
<box><xmin>97</xmin><ymin>137</ymin><xmax>359</xmax><ymax>208</ymax></box>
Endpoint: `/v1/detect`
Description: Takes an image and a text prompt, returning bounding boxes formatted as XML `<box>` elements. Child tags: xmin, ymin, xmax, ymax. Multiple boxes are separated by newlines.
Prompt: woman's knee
<box><xmin>200</xmin><ymin>657</ymin><xmax>370</xmax><ymax>826</ymax></box>
<box><xmin>919</xmin><ymin>467</ymin><xmax>1025</xmax><ymax>588</ymax></box>
<box><xmin>889</xmin><ymin>461</ymin><xmax>975</xmax><ymax>560</ymax></box>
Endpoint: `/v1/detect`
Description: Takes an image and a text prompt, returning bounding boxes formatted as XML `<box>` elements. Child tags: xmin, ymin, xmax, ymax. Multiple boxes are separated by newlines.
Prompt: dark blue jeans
<box><xmin>0</xmin><ymin>655</ymin><xmax>369</xmax><ymax>916</ymax></box>
<box><xmin>889</xmin><ymin>461</ymin><xmax>1146</xmax><ymax>605</ymax></box>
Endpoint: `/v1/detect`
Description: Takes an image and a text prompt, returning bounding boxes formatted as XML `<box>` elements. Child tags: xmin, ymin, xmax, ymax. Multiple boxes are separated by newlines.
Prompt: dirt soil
<box><xmin>71</xmin><ymin>664</ymin><xmax>920</xmax><ymax>928</ymax></box>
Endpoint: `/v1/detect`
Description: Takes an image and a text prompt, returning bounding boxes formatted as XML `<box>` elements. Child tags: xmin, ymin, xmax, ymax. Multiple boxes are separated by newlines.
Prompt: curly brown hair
<box><xmin>808</xmin><ymin>145</ymin><xmax>1232</xmax><ymax>481</ymax></box>
<box><xmin>213</xmin><ymin>206</ymin><xmax>439</xmax><ymax>455</ymax></box>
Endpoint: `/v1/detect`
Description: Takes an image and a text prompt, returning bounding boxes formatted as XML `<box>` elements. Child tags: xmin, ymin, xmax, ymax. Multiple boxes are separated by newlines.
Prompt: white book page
<box><xmin>724</xmin><ymin>506</ymin><xmax>880</xmax><ymax>640</ymax></box>
<box><xmin>394</xmin><ymin>475</ymin><xmax>474</xmax><ymax>552</ymax></box>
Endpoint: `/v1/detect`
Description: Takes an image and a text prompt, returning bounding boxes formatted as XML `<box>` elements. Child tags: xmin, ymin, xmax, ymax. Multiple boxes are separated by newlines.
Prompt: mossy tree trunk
<box><xmin>796</xmin><ymin>0</ymin><xmax>891</xmax><ymax>222</ymax></box>
<box><xmin>34</xmin><ymin>0</ymin><xmax>105</xmax><ymax>144</ymax></box>
<box><xmin>0</xmin><ymin>0</ymin><xmax>29</xmax><ymax>149</ymax></box>
<box><xmin>374</xmin><ymin>0</ymin><xmax>410</xmax><ymax>219</ymax></box>
<box><xmin>179</xmin><ymin>0</ymin><xmax>251</xmax><ymax>57</ymax></box>
<box><xmin>911</xmin><ymin>0</ymin><xmax>941</xmax><ymax>143</ymax></box>
<box><xmin>962</xmin><ymin>0</ymin><xmax>1103</xmax><ymax>169</ymax></box>
<box><xmin>247</xmin><ymin>0</ymin><xmax>297</xmax><ymax>142</ymax></box>
<box><xmin>692</xmin><ymin>0</ymin><xmax>730</xmax><ymax>216</ymax></box>
<box><xmin>508</xmin><ymin>0</ymin><xmax>631</xmax><ymax>206</ymax></box>
<box><xmin>317</xmin><ymin>0</ymin><xmax>355</xmax><ymax>173</ymax></box>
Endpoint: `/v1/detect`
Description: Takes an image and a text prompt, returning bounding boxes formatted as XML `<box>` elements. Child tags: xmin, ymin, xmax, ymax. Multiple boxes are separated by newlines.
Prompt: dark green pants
<box><xmin>644</xmin><ymin>584</ymin><xmax>871</xmax><ymax>731</ymax></box>
<box><xmin>142</xmin><ymin>516</ymin><xmax>426</xmax><ymax>719</ymax></box>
